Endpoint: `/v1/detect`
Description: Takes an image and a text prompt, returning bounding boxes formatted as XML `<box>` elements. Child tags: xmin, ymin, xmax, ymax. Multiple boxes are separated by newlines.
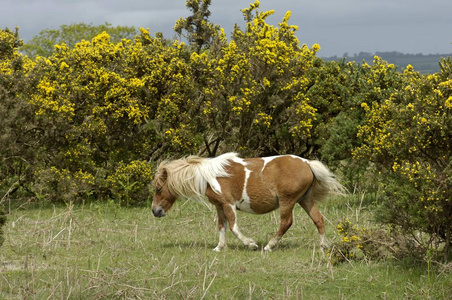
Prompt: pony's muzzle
<box><xmin>152</xmin><ymin>207</ymin><xmax>165</xmax><ymax>218</ymax></box>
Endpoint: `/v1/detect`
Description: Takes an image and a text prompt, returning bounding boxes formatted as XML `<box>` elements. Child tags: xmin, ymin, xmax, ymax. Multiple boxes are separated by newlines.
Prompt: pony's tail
<box><xmin>304</xmin><ymin>160</ymin><xmax>347</xmax><ymax>203</ymax></box>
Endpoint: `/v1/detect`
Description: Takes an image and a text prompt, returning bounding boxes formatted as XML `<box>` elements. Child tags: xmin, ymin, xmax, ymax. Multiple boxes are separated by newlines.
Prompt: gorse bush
<box><xmin>328</xmin><ymin>218</ymin><xmax>395</xmax><ymax>264</ymax></box>
<box><xmin>32</xmin><ymin>167</ymin><xmax>96</xmax><ymax>204</ymax></box>
<box><xmin>0</xmin><ymin>28</ymin><xmax>37</xmax><ymax>198</ymax></box>
<box><xmin>328</xmin><ymin>218</ymin><xmax>428</xmax><ymax>264</ymax></box>
<box><xmin>1</xmin><ymin>1</ymin><xmax>321</xmax><ymax>204</ymax></box>
<box><xmin>21</xmin><ymin>29</ymin><xmax>194</xmax><ymax>203</ymax></box>
<box><xmin>188</xmin><ymin>0</ymin><xmax>320</xmax><ymax>156</ymax></box>
<box><xmin>328</xmin><ymin>218</ymin><xmax>367</xmax><ymax>264</ymax></box>
<box><xmin>107</xmin><ymin>160</ymin><xmax>154</xmax><ymax>206</ymax></box>
<box><xmin>354</xmin><ymin>60</ymin><xmax>452</xmax><ymax>258</ymax></box>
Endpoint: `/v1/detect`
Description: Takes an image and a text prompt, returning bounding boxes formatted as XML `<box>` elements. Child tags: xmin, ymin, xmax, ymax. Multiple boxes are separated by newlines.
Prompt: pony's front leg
<box><xmin>223</xmin><ymin>204</ymin><xmax>258</xmax><ymax>250</ymax></box>
<box><xmin>213</xmin><ymin>205</ymin><xmax>228</xmax><ymax>252</ymax></box>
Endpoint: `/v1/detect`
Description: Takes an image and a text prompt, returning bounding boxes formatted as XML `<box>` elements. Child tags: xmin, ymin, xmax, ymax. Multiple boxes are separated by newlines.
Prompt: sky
<box><xmin>1</xmin><ymin>0</ymin><xmax>452</xmax><ymax>57</ymax></box>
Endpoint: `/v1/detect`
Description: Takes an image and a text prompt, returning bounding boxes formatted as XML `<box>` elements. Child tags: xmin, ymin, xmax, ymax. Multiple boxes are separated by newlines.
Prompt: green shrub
<box><xmin>328</xmin><ymin>218</ymin><xmax>404</xmax><ymax>265</ymax></box>
<box><xmin>107</xmin><ymin>160</ymin><xmax>153</xmax><ymax>206</ymax></box>
<box><xmin>32</xmin><ymin>167</ymin><xmax>96</xmax><ymax>204</ymax></box>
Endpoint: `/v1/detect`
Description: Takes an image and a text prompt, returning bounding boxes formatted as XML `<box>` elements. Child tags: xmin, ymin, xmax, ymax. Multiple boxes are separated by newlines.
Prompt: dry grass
<box><xmin>0</xmin><ymin>196</ymin><xmax>451</xmax><ymax>299</ymax></box>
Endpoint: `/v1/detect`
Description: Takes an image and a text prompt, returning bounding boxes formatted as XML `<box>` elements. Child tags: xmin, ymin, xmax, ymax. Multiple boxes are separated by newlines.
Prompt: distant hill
<box><xmin>322</xmin><ymin>51</ymin><xmax>452</xmax><ymax>74</ymax></box>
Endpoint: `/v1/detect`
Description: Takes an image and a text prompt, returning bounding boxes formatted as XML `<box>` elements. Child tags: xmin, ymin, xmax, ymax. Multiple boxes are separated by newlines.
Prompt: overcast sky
<box><xmin>2</xmin><ymin>0</ymin><xmax>451</xmax><ymax>57</ymax></box>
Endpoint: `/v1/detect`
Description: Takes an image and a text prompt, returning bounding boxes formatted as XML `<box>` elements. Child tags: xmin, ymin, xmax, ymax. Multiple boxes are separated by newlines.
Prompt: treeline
<box><xmin>324</xmin><ymin>51</ymin><xmax>452</xmax><ymax>74</ymax></box>
<box><xmin>0</xmin><ymin>1</ymin><xmax>451</xmax><ymax>258</ymax></box>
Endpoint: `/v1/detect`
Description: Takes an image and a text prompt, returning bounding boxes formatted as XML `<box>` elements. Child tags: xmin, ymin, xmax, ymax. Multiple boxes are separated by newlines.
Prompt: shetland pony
<box><xmin>152</xmin><ymin>153</ymin><xmax>345</xmax><ymax>252</ymax></box>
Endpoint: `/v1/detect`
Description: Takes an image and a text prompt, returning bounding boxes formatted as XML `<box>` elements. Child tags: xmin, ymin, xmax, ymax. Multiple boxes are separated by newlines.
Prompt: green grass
<box><xmin>0</xmin><ymin>197</ymin><xmax>451</xmax><ymax>299</ymax></box>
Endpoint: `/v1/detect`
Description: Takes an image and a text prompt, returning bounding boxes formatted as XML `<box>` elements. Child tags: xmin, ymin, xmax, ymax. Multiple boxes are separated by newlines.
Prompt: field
<box><xmin>1</xmin><ymin>196</ymin><xmax>451</xmax><ymax>299</ymax></box>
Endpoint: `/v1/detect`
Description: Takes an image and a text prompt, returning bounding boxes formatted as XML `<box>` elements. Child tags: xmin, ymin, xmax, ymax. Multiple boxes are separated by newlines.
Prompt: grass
<box><xmin>0</xmin><ymin>196</ymin><xmax>451</xmax><ymax>299</ymax></box>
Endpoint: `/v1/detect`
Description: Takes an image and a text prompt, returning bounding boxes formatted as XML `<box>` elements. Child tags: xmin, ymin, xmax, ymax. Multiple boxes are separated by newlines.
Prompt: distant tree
<box><xmin>173</xmin><ymin>0</ymin><xmax>220</xmax><ymax>53</ymax></box>
<box><xmin>21</xmin><ymin>22</ymin><xmax>137</xmax><ymax>57</ymax></box>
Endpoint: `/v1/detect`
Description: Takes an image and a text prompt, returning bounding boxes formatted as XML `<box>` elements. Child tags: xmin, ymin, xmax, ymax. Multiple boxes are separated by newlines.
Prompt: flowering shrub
<box><xmin>354</xmin><ymin>59</ymin><xmax>452</xmax><ymax>258</ymax></box>
<box><xmin>107</xmin><ymin>160</ymin><xmax>153</xmax><ymax>206</ymax></box>
<box><xmin>307</xmin><ymin>57</ymin><xmax>403</xmax><ymax>183</ymax></box>
<box><xmin>2</xmin><ymin>2</ymin><xmax>323</xmax><ymax>205</ymax></box>
<box><xmin>0</xmin><ymin>28</ymin><xmax>38</xmax><ymax>201</ymax></box>
<box><xmin>23</xmin><ymin>28</ymin><xmax>197</xmax><ymax>203</ymax></box>
<box><xmin>189</xmin><ymin>1</ymin><xmax>319</xmax><ymax>156</ymax></box>
<box><xmin>32</xmin><ymin>167</ymin><xmax>96</xmax><ymax>203</ymax></box>
<box><xmin>328</xmin><ymin>218</ymin><xmax>399</xmax><ymax>264</ymax></box>
<box><xmin>328</xmin><ymin>218</ymin><xmax>366</xmax><ymax>264</ymax></box>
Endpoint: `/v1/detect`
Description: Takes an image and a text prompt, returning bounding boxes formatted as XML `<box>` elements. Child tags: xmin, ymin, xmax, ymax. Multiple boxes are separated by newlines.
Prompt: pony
<box><xmin>152</xmin><ymin>153</ymin><xmax>345</xmax><ymax>252</ymax></box>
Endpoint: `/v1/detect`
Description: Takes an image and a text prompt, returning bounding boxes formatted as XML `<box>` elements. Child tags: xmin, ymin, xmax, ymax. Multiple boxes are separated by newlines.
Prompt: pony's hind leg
<box><xmin>299</xmin><ymin>200</ymin><xmax>329</xmax><ymax>250</ymax></box>
<box><xmin>223</xmin><ymin>204</ymin><xmax>258</xmax><ymax>250</ymax></box>
<box><xmin>213</xmin><ymin>205</ymin><xmax>228</xmax><ymax>252</ymax></box>
<box><xmin>264</xmin><ymin>201</ymin><xmax>295</xmax><ymax>251</ymax></box>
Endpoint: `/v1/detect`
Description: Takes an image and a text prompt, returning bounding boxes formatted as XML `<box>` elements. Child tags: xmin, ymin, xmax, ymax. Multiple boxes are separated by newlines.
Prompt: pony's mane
<box><xmin>154</xmin><ymin>152</ymin><xmax>238</xmax><ymax>199</ymax></box>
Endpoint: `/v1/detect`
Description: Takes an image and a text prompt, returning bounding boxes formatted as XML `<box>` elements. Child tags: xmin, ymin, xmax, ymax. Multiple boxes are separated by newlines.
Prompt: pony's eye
<box><xmin>156</xmin><ymin>187</ymin><xmax>162</xmax><ymax>193</ymax></box>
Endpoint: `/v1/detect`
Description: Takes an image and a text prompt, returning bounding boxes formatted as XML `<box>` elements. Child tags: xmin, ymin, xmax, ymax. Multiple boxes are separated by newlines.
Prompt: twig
<box><xmin>118</xmin><ymin>284</ymin><xmax>154</xmax><ymax>292</ymax></box>
<box><xmin>200</xmin><ymin>271</ymin><xmax>217</xmax><ymax>300</ymax></box>
<box><xmin>0</xmin><ymin>180</ymin><xmax>19</xmax><ymax>205</ymax></box>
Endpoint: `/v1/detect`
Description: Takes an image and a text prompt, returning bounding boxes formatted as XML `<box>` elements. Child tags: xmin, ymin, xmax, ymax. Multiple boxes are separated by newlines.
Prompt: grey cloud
<box><xmin>1</xmin><ymin>0</ymin><xmax>451</xmax><ymax>56</ymax></box>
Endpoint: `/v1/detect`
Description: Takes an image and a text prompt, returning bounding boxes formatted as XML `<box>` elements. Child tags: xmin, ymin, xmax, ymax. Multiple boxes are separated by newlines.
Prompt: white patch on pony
<box><xmin>319</xmin><ymin>233</ymin><xmax>329</xmax><ymax>249</ymax></box>
<box><xmin>289</xmin><ymin>155</ymin><xmax>308</xmax><ymax>163</ymax></box>
<box><xmin>235</xmin><ymin>167</ymin><xmax>255</xmax><ymax>214</ymax></box>
<box><xmin>232</xmin><ymin>156</ymin><xmax>247</xmax><ymax>166</ymax></box>
<box><xmin>200</xmin><ymin>152</ymin><xmax>238</xmax><ymax>194</ymax></box>
<box><xmin>229</xmin><ymin>206</ymin><xmax>258</xmax><ymax>250</ymax></box>
<box><xmin>261</xmin><ymin>155</ymin><xmax>308</xmax><ymax>172</ymax></box>
<box><xmin>213</xmin><ymin>226</ymin><xmax>227</xmax><ymax>252</ymax></box>
<box><xmin>261</xmin><ymin>155</ymin><xmax>279</xmax><ymax>171</ymax></box>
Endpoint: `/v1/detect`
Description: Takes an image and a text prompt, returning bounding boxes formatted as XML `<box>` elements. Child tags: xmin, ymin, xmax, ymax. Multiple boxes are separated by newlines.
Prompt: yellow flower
<box><xmin>60</xmin><ymin>62</ymin><xmax>69</xmax><ymax>70</ymax></box>
<box><xmin>312</xmin><ymin>43</ymin><xmax>321</xmax><ymax>53</ymax></box>
<box><xmin>361</xmin><ymin>102</ymin><xmax>370</xmax><ymax>111</ymax></box>
<box><xmin>351</xmin><ymin>235</ymin><xmax>360</xmax><ymax>241</ymax></box>
<box><xmin>445</xmin><ymin>96</ymin><xmax>452</xmax><ymax>109</ymax></box>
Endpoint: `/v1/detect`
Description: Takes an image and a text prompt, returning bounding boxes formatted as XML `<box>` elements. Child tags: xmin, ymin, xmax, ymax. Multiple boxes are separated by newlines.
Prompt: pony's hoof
<box><xmin>263</xmin><ymin>245</ymin><xmax>272</xmax><ymax>252</ymax></box>
<box><xmin>248</xmin><ymin>242</ymin><xmax>259</xmax><ymax>251</ymax></box>
<box><xmin>321</xmin><ymin>242</ymin><xmax>331</xmax><ymax>250</ymax></box>
<box><xmin>213</xmin><ymin>246</ymin><xmax>223</xmax><ymax>252</ymax></box>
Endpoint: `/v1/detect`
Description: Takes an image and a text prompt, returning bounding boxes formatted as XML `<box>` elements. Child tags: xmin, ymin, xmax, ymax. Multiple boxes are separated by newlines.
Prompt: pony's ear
<box><xmin>161</xmin><ymin>167</ymin><xmax>168</xmax><ymax>181</ymax></box>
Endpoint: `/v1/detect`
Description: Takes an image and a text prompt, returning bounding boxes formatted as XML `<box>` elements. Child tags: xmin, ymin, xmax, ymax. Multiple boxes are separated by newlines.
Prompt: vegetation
<box><xmin>324</xmin><ymin>51</ymin><xmax>452</xmax><ymax>74</ymax></box>
<box><xmin>21</xmin><ymin>22</ymin><xmax>137</xmax><ymax>58</ymax></box>
<box><xmin>1</xmin><ymin>0</ymin><xmax>451</xmax><ymax>288</ymax></box>
<box><xmin>0</xmin><ymin>199</ymin><xmax>451</xmax><ymax>299</ymax></box>
<box><xmin>0</xmin><ymin>208</ymin><xmax>5</xmax><ymax>247</ymax></box>
<box><xmin>173</xmin><ymin>0</ymin><xmax>220</xmax><ymax>54</ymax></box>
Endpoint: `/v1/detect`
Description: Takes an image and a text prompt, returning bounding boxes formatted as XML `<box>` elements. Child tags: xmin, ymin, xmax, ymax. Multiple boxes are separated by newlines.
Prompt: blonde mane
<box><xmin>154</xmin><ymin>153</ymin><xmax>238</xmax><ymax>199</ymax></box>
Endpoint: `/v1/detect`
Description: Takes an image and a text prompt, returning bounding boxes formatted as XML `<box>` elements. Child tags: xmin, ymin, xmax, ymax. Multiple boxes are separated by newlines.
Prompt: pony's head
<box><xmin>152</xmin><ymin>163</ymin><xmax>177</xmax><ymax>217</ymax></box>
<box><xmin>152</xmin><ymin>154</ymin><xmax>233</xmax><ymax>217</ymax></box>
